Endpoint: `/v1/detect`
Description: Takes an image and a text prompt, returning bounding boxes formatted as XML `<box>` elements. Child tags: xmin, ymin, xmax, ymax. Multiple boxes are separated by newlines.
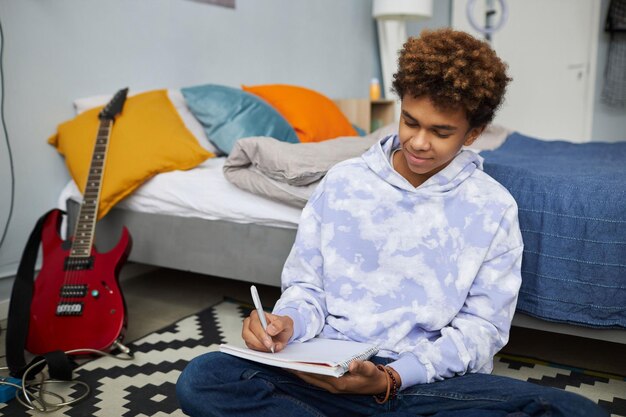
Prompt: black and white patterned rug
<box><xmin>1</xmin><ymin>300</ymin><xmax>625</xmax><ymax>416</ymax></box>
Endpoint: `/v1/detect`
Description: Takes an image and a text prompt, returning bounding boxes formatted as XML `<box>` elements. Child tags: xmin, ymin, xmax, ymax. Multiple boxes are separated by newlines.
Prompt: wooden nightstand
<box><xmin>334</xmin><ymin>98</ymin><xmax>396</xmax><ymax>133</ymax></box>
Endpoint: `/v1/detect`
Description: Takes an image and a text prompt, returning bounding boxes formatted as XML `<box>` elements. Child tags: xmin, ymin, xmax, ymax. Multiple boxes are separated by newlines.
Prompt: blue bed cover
<box><xmin>481</xmin><ymin>133</ymin><xmax>626</xmax><ymax>329</ymax></box>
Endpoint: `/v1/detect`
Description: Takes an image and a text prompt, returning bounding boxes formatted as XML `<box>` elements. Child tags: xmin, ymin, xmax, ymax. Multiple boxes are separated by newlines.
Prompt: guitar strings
<box><xmin>64</xmin><ymin>119</ymin><xmax>112</xmax><ymax>305</ymax></box>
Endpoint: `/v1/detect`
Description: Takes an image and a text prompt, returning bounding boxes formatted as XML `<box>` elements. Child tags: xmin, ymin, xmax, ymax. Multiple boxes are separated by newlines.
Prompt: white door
<box><xmin>452</xmin><ymin>0</ymin><xmax>600</xmax><ymax>142</ymax></box>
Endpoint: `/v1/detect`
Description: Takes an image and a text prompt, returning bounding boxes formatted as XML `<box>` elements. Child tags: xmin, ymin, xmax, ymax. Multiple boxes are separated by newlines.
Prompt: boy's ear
<box><xmin>464</xmin><ymin>125</ymin><xmax>486</xmax><ymax>146</ymax></box>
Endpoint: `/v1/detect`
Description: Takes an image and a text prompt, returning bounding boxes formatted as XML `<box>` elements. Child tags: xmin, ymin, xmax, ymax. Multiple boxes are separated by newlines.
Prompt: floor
<box><xmin>118</xmin><ymin>265</ymin><xmax>280</xmax><ymax>343</ymax></box>
<box><xmin>2</xmin><ymin>264</ymin><xmax>625</xmax><ymax>377</ymax></box>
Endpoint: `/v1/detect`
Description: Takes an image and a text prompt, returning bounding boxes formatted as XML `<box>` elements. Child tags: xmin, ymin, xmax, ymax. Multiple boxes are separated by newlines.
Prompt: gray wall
<box><xmin>0</xmin><ymin>0</ymin><xmax>379</xmax><ymax>281</ymax></box>
<box><xmin>3</xmin><ymin>0</ymin><xmax>618</xmax><ymax>311</ymax></box>
<box><xmin>406</xmin><ymin>0</ymin><xmax>452</xmax><ymax>36</ymax></box>
<box><xmin>592</xmin><ymin>0</ymin><xmax>626</xmax><ymax>142</ymax></box>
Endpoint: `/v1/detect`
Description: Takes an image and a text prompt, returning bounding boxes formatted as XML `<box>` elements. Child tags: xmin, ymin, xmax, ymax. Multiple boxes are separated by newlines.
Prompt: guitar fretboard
<box><xmin>70</xmin><ymin>119</ymin><xmax>112</xmax><ymax>258</ymax></box>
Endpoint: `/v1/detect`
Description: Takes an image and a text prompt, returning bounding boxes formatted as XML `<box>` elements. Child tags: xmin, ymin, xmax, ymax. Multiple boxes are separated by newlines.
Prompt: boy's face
<box><xmin>394</xmin><ymin>95</ymin><xmax>483</xmax><ymax>187</ymax></box>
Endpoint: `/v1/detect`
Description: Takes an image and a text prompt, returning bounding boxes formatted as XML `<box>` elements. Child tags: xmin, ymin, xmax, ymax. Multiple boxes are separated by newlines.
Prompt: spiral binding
<box><xmin>338</xmin><ymin>345</ymin><xmax>379</xmax><ymax>370</ymax></box>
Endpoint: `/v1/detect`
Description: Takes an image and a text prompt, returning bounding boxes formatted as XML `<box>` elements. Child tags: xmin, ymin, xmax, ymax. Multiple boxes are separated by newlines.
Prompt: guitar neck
<box><xmin>70</xmin><ymin>118</ymin><xmax>113</xmax><ymax>258</ymax></box>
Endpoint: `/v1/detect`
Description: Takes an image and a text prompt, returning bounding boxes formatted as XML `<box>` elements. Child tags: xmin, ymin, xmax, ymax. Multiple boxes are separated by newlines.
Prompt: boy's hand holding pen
<box><xmin>242</xmin><ymin>285</ymin><xmax>294</xmax><ymax>353</ymax></box>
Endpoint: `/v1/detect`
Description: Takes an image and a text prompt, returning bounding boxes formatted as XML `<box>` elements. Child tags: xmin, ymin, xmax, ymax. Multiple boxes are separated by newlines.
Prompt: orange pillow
<box><xmin>49</xmin><ymin>89</ymin><xmax>213</xmax><ymax>219</ymax></box>
<box><xmin>241</xmin><ymin>84</ymin><xmax>357</xmax><ymax>143</ymax></box>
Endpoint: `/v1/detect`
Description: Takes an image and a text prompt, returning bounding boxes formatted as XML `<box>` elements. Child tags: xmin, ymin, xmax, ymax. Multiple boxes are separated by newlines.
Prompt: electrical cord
<box><xmin>0</xmin><ymin>11</ymin><xmax>15</xmax><ymax>251</ymax></box>
<box><xmin>0</xmin><ymin>345</ymin><xmax>133</xmax><ymax>412</ymax></box>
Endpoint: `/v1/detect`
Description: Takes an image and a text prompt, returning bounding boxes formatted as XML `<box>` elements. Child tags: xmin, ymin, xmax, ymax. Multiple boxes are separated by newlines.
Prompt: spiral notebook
<box><xmin>219</xmin><ymin>338</ymin><xmax>379</xmax><ymax>378</ymax></box>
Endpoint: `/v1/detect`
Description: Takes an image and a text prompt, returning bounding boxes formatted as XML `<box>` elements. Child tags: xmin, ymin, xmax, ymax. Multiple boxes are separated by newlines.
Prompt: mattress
<box><xmin>58</xmin><ymin>157</ymin><xmax>302</xmax><ymax>229</ymax></box>
<box><xmin>58</xmin><ymin>128</ymin><xmax>506</xmax><ymax>228</ymax></box>
<box><xmin>481</xmin><ymin>133</ymin><xmax>626</xmax><ymax>329</ymax></box>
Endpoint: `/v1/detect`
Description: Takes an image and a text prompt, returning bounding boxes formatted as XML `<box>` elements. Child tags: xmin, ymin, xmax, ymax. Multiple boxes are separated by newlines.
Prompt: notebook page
<box><xmin>221</xmin><ymin>338</ymin><xmax>378</xmax><ymax>367</ymax></box>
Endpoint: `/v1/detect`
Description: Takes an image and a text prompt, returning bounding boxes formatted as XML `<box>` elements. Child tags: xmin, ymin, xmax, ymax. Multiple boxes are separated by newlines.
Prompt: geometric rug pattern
<box><xmin>1</xmin><ymin>300</ymin><xmax>624</xmax><ymax>417</ymax></box>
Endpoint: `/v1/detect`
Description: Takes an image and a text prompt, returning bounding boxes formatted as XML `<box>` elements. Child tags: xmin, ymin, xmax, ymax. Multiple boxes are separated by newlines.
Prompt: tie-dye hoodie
<box><xmin>273</xmin><ymin>134</ymin><xmax>523</xmax><ymax>389</ymax></box>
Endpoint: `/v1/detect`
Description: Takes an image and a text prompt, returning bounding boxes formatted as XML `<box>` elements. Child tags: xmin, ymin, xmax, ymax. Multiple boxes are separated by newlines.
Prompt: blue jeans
<box><xmin>176</xmin><ymin>352</ymin><xmax>608</xmax><ymax>417</ymax></box>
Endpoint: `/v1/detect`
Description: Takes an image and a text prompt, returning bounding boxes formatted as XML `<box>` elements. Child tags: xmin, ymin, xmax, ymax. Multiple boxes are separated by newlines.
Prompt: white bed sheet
<box><xmin>58</xmin><ymin>157</ymin><xmax>303</xmax><ymax>229</ymax></box>
<box><xmin>57</xmin><ymin>124</ymin><xmax>511</xmax><ymax>231</ymax></box>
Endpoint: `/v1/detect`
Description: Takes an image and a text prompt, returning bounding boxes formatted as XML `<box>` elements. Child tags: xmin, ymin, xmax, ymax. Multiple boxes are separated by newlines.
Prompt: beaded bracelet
<box><xmin>373</xmin><ymin>365</ymin><xmax>400</xmax><ymax>404</ymax></box>
<box><xmin>373</xmin><ymin>365</ymin><xmax>391</xmax><ymax>404</ymax></box>
<box><xmin>384</xmin><ymin>366</ymin><xmax>399</xmax><ymax>401</ymax></box>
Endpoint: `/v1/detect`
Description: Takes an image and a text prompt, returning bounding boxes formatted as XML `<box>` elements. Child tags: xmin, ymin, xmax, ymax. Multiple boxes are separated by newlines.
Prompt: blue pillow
<box><xmin>352</xmin><ymin>124</ymin><xmax>366</xmax><ymax>137</ymax></box>
<box><xmin>181</xmin><ymin>84</ymin><xmax>299</xmax><ymax>155</ymax></box>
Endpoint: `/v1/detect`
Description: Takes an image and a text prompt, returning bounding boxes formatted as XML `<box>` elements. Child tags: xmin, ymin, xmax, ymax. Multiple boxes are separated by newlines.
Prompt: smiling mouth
<box><xmin>405</xmin><ymin>153</ymin><xmax>432</xmax><ymax>164</ymax></box>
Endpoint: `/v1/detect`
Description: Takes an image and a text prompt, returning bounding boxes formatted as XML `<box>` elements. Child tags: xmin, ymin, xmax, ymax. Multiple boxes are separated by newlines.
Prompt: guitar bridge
<box><xmin>60</xmin><ymin>284</ymin><xmax>88</xmax><ymax>298</ymax></box>
<box><xmin>64</xmin><ymin>257</ymin><xmax>94</xmax><ymax>271</ymax></box>
<box><xmin>56</xmin><ymin>302</ymin><xmax>83</xmax><ymax>316</ymax></box>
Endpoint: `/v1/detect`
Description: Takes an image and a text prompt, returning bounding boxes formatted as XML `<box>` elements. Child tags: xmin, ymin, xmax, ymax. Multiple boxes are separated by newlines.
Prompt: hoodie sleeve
<box><xmin>272</xmin><ymin>182</ymin><xmax>328</xmax><ymax>342</ymax></box>
<box><xmin>390</xmin><ymin>204</ymin><xmax>523</xmax><ymax>388</ymax></box>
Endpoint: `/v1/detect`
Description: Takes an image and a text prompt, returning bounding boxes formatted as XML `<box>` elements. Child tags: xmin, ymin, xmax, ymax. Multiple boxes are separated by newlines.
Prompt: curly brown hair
<box><xmin>392</xmin><ymin>28</ymin><xmax>511</xmax><ymax>128</ymax></box>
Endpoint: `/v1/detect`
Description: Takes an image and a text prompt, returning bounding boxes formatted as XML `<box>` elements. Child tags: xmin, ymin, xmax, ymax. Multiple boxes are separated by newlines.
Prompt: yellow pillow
<box><xmin>49</xmin><ymin>89</ymin><xmax>214</xmax><ymax>219</ymax></box>
<box><xmin>241</xmin><ymin>84</ymin><xmax>357</xmax><ymax>143</ymax></box>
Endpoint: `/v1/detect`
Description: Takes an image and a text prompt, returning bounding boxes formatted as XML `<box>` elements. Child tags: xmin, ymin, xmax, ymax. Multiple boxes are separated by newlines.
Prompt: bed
<box><xmin>55</xmin><ymin>86</ymin><xmax>626</xmax><ymax>344</ymax></box>
<box><xmin>55</xmin><ymin>85</ymin><xmax>389</xmax><ymax>288</ymax></box>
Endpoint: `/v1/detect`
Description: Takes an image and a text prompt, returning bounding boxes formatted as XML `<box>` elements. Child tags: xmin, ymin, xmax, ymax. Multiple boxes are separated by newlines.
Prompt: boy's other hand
<box><xmin>291</xmin><ymin>360</ymin><xmax>392</xmax><ymax>395</ymax></box>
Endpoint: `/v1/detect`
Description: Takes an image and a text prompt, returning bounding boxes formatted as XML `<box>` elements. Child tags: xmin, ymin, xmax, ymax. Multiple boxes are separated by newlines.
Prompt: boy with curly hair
<box><xmin>177</xmin><ymin>29</ymin><xmax>607</xmax><ymax>417</ymax></box>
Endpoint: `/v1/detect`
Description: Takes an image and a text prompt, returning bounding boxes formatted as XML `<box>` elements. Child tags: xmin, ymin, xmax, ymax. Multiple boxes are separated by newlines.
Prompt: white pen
<box><xmin>250</xmin><ymin>285</ymin><xmax>274</xmax><ymax>353</ymax></box>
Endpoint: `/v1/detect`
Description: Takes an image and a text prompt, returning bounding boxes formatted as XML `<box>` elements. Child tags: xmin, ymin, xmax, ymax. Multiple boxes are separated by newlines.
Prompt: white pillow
<box><xmin>466</xmin><ymin>124</ymin><xmax>511</xmax><ymax>151</ymax></box>
<box><xmin>72</xmin><ymin>89</ymin><xmax>218</xmax><ymax>155</ymax></box>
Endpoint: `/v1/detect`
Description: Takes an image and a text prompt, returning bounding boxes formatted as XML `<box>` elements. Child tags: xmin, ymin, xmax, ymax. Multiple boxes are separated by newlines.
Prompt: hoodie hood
<box><xmin>361</xmin><ymin>134</ymin><xmax>484</xmax><ymax>194</ymax></box>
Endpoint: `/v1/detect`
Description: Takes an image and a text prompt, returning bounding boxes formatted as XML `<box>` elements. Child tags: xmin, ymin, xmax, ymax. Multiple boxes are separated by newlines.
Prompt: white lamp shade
<box><xmin>373</xmin><ymin>0</ymin><xmax>433</xmax><ymax>20</ymax></box>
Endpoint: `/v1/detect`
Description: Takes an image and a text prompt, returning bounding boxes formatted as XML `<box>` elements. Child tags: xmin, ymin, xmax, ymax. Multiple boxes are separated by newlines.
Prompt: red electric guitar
<box><xmin>27</xmin><ymin>88</ymin><xmax>132</xmax><ymax>355</ymax></box>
